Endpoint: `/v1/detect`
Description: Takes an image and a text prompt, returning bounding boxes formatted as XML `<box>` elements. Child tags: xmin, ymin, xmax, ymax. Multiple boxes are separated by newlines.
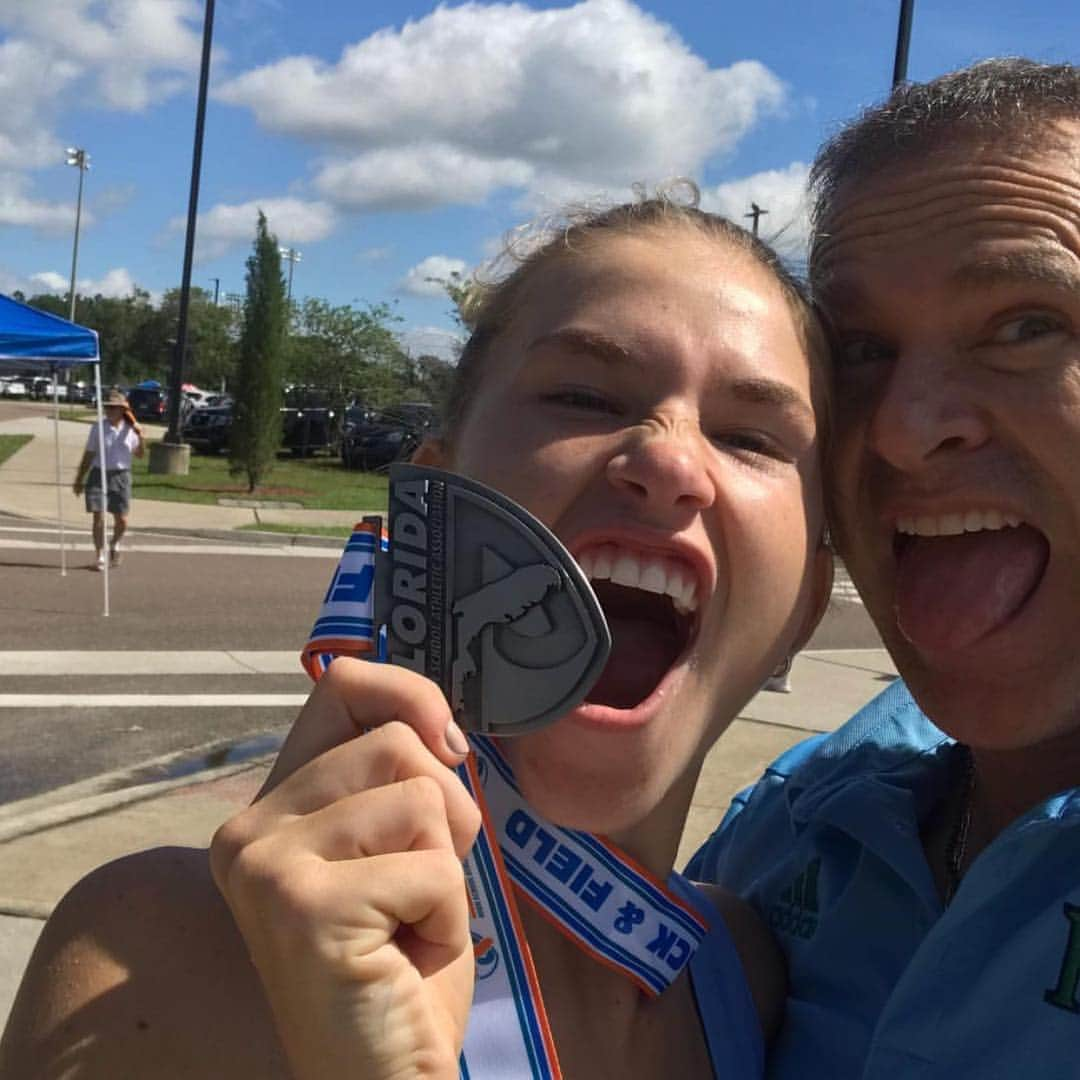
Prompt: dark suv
<box><xmin>341</xmin><ymin>402</ymin><xmax>434</xmax><ymax>471</ymax></box>
<box><xmin>127</xmin><ymin>386</ymin><xmax>169</xmax><ymax>423</ymax></box>
<box><xmin>183</xmin><ymin>401</ymin><xmax>233</xmax><ymax>453</ymax></box>
<box><xmin>281</xmin><ymin>386</ymin><xmax>336</xmax><ymax>456</ymax></box>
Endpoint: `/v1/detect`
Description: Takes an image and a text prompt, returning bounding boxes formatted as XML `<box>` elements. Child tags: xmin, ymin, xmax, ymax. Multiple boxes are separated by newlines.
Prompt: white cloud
<box><xmin>0</xmin><ymin>0</ymin><xmax>204</xmax><ymax>111</ymax></box>
<box><xmin>0</xmin><ymin>2</ymin><xmax>205</xmax><ymax>237</ymax></box>
<box><xmin>168</xmin><ymin>197</ymin><xmax>338</xmax><ymax>261</ymax></box>
<box><xmin>399</xmin><ymin>325</ymin><xmax>465</xmax><ymax>361</ymax></box>
<box><xmin>219</xmin><ymin>0</ymin><xmax>785</xmax><ymax>212</ymax></box>
<box><xmin>28</xmin><ymin>266</ymin><xmax>139</xmax><ymax>299</ymax></box>
<box><xmin>700</xmin><ymin>162</ymin><xmax>811</xmax><ymax>260</ymax></box>
<box><xmin>0</xmin><ymin>172</ymin><xmax>90</xmax><ymax>231</ymax></box>
<box><xmin>400</xmin><ymin>255</ymin><xmax>469</xmax><ymax>298</ymax></box>
<box><xmin>316</xmin><ymin>146</ymin><xmax>533</xmax><ymax>212</ymax></box>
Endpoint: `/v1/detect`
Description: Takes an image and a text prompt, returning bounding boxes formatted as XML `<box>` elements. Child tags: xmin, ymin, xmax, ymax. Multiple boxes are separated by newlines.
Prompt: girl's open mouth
<box><xmin>575</xmin><ymin>544</ymin><xmax>700</xmax><ymax>711</ymax></box>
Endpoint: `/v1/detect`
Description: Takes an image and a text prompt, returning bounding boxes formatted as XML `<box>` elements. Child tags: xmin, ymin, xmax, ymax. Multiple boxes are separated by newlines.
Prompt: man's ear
<box><xmin>793</xmin><ymin>542</ymin><xmax>834</xmax><ymax>653</ymax></box>
<box><xmin>411</xmin><ymin>436</ymin><xmax>450</xmax><ymax>468</ymax></box>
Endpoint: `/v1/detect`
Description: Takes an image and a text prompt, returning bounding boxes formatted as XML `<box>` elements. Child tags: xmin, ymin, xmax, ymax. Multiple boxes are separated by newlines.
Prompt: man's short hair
<box><xmin>809</xmin><ymin>57</ymin><xmax>1080</xmax><ymax>252</ymax></box>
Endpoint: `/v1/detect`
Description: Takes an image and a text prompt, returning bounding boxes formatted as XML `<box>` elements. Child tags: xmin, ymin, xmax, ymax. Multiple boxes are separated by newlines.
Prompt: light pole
<box><xmin>152</xmin><ymin>0</ymin><xmax>215</xmax><ymax>474</ymax></box>
<box><xmin>280</xmin><ymin>246</ymin><xmax>302</xmax><ymax>305</ymax></box>
<box><xmin>65</xmin><ymin>147</ymin><xmax>90</xmax><ymax>323</ymax></box>
<box><xmin>893</xmin><ymin>0</ymin><xmax>916</xmax><ymax>87</ymax></box>
<box><xmin>209</xmin><ymin>277</ymin><xmax>220</xmax><ymax>305</ymax></box>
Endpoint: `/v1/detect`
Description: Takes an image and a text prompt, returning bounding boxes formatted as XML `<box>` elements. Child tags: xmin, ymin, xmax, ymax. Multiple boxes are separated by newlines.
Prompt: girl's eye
<box><xmin>989</xmin><ymin>312</ymin><xmax>1067</xmax><ymax>344</ymax></box>
<box><xmin>542</xmin><ymin>388</ymin><xmax>621</xmax><ymax>414</ymax></box>
<box><xmin>710</xmin><ymin>430</ymin><xmax>786</xmax><ymax>460</ymax></box>
<box><xmin>835</xmin><ymin>336</ymin><xmax>895</xmax><ymax>369</ymax></box>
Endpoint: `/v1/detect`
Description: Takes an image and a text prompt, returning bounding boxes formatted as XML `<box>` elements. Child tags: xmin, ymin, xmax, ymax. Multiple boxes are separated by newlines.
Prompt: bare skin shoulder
<box><xmin>695</xmin><ymin>882</ymin><xmax>787</xmax><ymax>1042</ymax></box>
<box><xmin>0</xmin><ymin>846</ymin><xmax>288</xmax><ymax>1080</ymax></box>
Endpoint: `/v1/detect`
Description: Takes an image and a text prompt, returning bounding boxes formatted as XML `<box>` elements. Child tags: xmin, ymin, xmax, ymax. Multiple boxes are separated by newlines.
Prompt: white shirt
<box><xmin>85</xmin><ymin>419</ymin><xmax>141</xmax><ymax>471</ymax></box>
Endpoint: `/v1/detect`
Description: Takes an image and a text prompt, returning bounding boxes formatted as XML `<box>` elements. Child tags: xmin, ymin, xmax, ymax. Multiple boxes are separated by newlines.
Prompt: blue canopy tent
<box><xmin>0</xmin><ymin>294</ymin><xmax>110</xmax><ymax>614</ymax></box>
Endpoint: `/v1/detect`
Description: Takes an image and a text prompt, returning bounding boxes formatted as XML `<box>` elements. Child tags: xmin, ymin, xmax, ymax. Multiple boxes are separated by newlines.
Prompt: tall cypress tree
<box><xmin>230</xmin><ymin>211</ymin><xmax>286</xmax><ymax>492</ymax></box>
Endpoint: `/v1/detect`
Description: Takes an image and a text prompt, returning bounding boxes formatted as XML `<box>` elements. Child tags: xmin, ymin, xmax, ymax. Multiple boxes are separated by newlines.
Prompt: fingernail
<box><xmin>445</xmin><ymin>719</ymin><xmax>469</xmax><ymax>756</ymax></box>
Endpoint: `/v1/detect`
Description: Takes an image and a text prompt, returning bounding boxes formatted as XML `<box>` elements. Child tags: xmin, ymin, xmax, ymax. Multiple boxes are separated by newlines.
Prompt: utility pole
<box><xmin>209</xmin><ymin>277</ymin><xmax>220</xmax><ymax>305</ymax></box>
<box><xmin>745</xmin><ymin>202</ymin><xmax>768</xmax><ymax>237</ymax></box>
<box><xmin>893</xmin><ymin>0</ymin><xmax>915</xmax><ymax>87</ymax></box>
<box><xmin>65</xmin><ymin>147</ymin><xmax>90</xmax><ymax>323</ymax></box>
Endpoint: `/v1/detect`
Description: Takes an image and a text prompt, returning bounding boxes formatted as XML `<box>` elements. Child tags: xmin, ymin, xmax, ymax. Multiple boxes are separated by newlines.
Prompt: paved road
<box><xmin>0</xmin><ymin>515</ymin><xmax>337</xmax><ymax>803</ymax></box>
<box><xmin>0</xmin><ymin>508</ymin><xmax>881</xmax><ymax>806</ymax></box>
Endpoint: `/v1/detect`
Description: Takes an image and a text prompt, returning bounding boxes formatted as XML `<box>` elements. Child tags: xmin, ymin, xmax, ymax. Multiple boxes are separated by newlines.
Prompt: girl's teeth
<box><xmin>575</xmin><ymin>546</ymin><xmax>699</xmax><ymax>613</ymax></box>
<box><xmin>639</xmin><ymin>559</ymin><xmax>668</xmax><ymax>595</ymax></box>
<box><xmin>611</xmin><ymin>553</ymin><xmax>641</xmax><ymax>589</ymax></box>
<box><xmin>591</xmin><ymin>547</ymin><xmax>613</xmax><ymax>580</ymax></box>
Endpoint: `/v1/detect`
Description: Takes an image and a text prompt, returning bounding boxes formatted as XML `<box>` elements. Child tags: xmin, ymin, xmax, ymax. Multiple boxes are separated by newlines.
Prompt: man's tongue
<box><xmin>586</xmin><ymin>616</ymin><xmax>680</xmax><ymax>710</ymax></box>
<box><xmin>894</xmin><ymin>524</ymin><xmax>1049</xmax><ymax>652</ymax></box>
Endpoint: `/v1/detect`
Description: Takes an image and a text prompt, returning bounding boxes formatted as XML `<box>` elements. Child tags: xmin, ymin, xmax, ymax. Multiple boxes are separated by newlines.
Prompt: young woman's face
<box><xmin>429</xmin><ymin>228</ymin><xmax>830</xmax><ymax>835</ymax></box>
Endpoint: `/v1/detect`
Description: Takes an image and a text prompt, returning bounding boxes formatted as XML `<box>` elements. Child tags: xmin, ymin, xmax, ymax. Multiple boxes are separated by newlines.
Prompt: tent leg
<box><xmin>53</xmin><ymin>367</ymin><xmax>66</xmax><ymax>576</ymax></box>
<box><xmin>94</xmin><ymin>366</ymin><xmax>109</xmax><ymax>617</ymax></box>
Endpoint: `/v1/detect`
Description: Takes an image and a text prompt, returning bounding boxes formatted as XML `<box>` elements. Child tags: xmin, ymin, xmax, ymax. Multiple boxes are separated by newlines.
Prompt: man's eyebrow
<box><xmin>527</xmin><ymin>328</ymin><xmax>636</xmax><ymax>364</ymax></box>
<box><xmin>952</xmin><ymin>250</ymin><xmax>1080</xmax><ymax>292</ymax></box>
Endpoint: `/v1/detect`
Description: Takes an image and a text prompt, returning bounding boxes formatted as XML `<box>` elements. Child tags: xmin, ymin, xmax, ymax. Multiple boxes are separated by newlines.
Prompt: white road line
<box><xmin>0</xmin><ymin>650</ymin><xmax>302</xmax><ymax>676</ymax></box>
<box><xmin>0</xmin><ymin>694</ymin><xmax>308</xmax><ymax>708</ymax></box>
<box><xmin>0</xmin><ymin>538</ymin><xmax>339</xmax><ymax>558</ymax></box>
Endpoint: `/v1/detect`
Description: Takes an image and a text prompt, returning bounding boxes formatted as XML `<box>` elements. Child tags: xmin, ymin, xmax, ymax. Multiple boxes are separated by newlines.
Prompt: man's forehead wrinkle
<box><xmin>953</xmin><ymin>248</ymin><xmax>1080</xmax><ymax>292</ymax></box>
<box><xmin>815</xmin><ymin>188</ymin><xmax>1080</xmax><ymax>273</ymax></box>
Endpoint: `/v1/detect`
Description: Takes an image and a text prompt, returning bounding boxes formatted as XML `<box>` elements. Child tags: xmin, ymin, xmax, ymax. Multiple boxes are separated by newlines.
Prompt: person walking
<box><xmin>72</xmin><ymin>387</ymin><xmax>144</xmax><ymax>570</ymax></box>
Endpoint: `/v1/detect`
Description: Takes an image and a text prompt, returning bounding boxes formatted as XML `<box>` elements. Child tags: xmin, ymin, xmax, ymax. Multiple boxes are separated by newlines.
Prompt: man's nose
<box><xmin>865</xmin><ymin>352</ymin><xmax>991</xmax><ymax>470</ymax></box>
<box><xmin>606</xmin><ymin>421</ymin><xmax>715</xmax><ymax>514</ymax></box>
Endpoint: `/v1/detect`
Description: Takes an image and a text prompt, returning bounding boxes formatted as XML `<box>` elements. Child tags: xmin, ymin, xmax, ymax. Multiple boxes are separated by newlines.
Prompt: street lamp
<box><xmin>65</xmin><ymin>147</ymin><xmax>90</xmax><ymax>323</ymax></box>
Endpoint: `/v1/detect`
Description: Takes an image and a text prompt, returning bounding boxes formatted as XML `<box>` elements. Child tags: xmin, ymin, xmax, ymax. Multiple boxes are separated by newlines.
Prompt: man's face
<box><xmin>817</xmin><ymin>121</ymin><xmax>1080</xmax><ymax>750</ymax></box>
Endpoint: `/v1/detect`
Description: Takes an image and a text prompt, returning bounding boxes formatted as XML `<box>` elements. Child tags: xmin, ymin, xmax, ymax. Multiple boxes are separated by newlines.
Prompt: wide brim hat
<box><xmin>103</xmin><ymin>388</ymin><xmax>129</xmax><ymax>408</ymax></box>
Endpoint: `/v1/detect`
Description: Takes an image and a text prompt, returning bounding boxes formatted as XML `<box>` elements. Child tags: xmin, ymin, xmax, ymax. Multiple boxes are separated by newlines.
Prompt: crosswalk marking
<box><xmin>0</xmin><ymin>693</ymin><xmax>308</xmax><ymax>708</ymax></box>
<box><xmin>0</xmin><ymin>537</ymin><xmax>339</xmax><ymax>558</ymax></box>
<box><xmin>0</xmin><ymin>650</ymin><xmax>301</xmax><ymax>676</ymax></box>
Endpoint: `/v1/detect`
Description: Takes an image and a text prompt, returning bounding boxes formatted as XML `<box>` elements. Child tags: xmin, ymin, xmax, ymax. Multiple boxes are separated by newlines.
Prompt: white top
<box><xmin>85</xmin><ymin>419</ymin><xmax>141</xmax><ymax>471</ymax></box>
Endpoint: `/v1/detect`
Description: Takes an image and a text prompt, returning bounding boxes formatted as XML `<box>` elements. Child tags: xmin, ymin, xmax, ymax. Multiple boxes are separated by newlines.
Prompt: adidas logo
<box><xmin>768</xmin><ymin>857</ymin><xmax>821</xmax><ymax>941</ymax></box>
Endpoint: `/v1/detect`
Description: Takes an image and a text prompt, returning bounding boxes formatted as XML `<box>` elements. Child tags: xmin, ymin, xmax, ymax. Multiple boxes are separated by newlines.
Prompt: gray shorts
<box><xmin>85</xmin><ymin>469</ymin><xmax>132</xmax><ymax>515</ymax></box>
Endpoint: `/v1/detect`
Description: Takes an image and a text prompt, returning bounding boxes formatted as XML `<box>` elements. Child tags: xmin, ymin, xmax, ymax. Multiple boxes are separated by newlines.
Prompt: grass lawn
<box><xmin>236</xmin><ymin>522</ymin><xmax>354</xmax><ymax>539</ymax></box>
<box><xmin>132</xmin><ymin>447</ymin><xmax>388</xmax><ymax>510</ymax></box>
<box><xmin>0</xmin><ymin>434</ymin><xmax>32</xmax><ymax>467</ymax></box>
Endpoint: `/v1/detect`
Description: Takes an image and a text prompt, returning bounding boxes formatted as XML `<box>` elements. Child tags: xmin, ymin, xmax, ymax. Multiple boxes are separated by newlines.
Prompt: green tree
<box><xmin>285</xmin><ymin>297</ymin><xmax>412</xmax><ymax>427</ymax></box>
<box><xmin>229</xmin><ymin>211</ymin><xmax>287</xmax><ymax>492</ymax></box>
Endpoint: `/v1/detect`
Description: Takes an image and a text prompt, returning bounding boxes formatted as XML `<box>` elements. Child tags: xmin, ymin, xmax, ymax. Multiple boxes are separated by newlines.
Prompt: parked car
<box><xmin>341</xmin><ymin>402</ymin><xmax>435</xmax><ymax>471</ymax></box>
<box><xmin>183</xmin><ymin>401</ymin><xmax>232</xmax><ymax>453</ymax></box>
<box><xmin>127</xmin><ymin>385</ymin><xmax>169</xmax><ymax>423</ymax></box>
<box><xmin>0</xmin><ymin>378</ymin><xmax>28</xmax><ymax>398</ymax></box>
<box><xmin>280</xmin><ymin>386</ymin><xmax>336</xmax><ymax>457</ymax></box>
<box><xmin>29</xmin><ymin>376</ymin><xmax>69</xmax><ymax>401</ymax></box>
<box><xmin>67</xmin><ymin>381</ymin><xmax>95</xmax><ymax>405</ymax></box>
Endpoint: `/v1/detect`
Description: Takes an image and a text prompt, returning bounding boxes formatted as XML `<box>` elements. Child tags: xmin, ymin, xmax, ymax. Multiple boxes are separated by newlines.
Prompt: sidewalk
<box><xmin>0</xmin><ymin>413</ymin><xmax>375</xmax><ymax>532</ymax></box>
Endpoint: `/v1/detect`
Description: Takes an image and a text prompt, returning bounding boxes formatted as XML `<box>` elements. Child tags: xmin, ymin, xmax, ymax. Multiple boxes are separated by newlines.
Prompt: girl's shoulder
<box><xmin>691</xmin><ymin>880</ymin><xmax>787</xmax><ymax>1042</ymax></box>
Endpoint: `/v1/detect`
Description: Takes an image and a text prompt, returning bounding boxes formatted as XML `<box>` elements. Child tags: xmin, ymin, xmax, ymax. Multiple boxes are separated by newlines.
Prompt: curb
<box><xmin>0</xmin><ymin>736</ymin><xmax>282</xmax><ymax>845</ymax></box>
<box><xmin>0</xmin><ymin>508</ymin><xmax>360</xmax><ymax>551</ymax></box>
<box><xmin>0</xmin><ymin>757</ymin><xmax>272</xmax><ymax>846</ymax></box>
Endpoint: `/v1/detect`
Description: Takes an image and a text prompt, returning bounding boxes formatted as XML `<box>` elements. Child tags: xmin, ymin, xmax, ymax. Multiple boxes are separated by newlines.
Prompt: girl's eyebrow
<box><xmin>529</xmin><ymin>327</ymin><xmax>815</xmax><ymax>422</ymax></box>
<box><xmin>527</xmin><ymin>328</ymin><xmax>635</xmax><ymax>365</ymax></box>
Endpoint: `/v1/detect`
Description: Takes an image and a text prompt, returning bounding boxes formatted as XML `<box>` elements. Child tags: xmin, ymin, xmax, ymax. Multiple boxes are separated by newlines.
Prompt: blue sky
<box><xmin>0</xmin><ymin>0</ymin><xmax>1076</xmax><ymax>359</ymax></box>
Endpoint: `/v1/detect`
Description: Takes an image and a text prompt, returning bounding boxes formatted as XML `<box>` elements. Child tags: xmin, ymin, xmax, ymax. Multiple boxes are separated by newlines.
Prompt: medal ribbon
<box><xmin>301</xmin><ymin>523</ymin><xmax>708</xmax><ymax>1078</ymax></box>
